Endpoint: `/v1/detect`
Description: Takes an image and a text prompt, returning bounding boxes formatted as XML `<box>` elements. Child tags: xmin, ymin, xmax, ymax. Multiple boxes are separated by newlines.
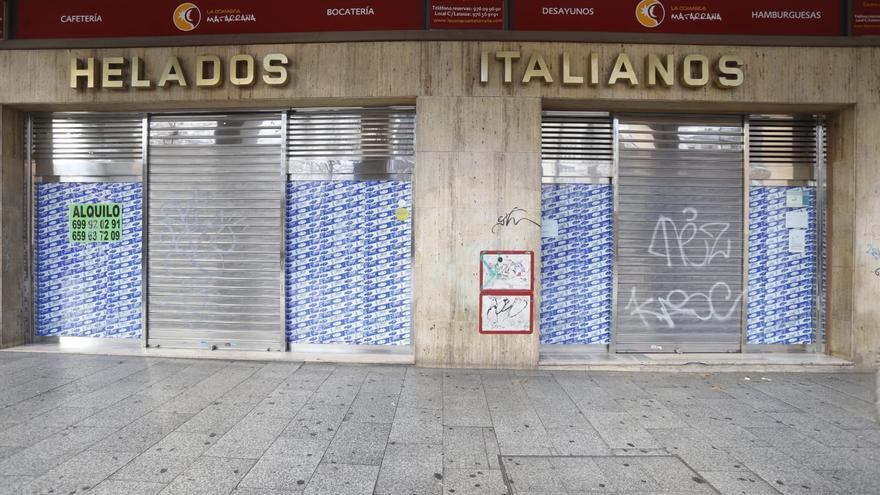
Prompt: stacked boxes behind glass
<box><xmin>35</xmin><ymin>183</ymin><xmax>143</xmax><ymax>338</ymax></box>
<box><xmin>540</xmin><ymin>183</ymin><xmax>614</xmax><ymax>344</ymax></box>
<box><xmin>286</xmin><ymin>180</ymin><xmax>412</xmax><ymax>345</ymax></box>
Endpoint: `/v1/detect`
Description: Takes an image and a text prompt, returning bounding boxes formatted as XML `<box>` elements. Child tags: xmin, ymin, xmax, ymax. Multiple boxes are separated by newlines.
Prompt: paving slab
<box><xmin>0</xmin><ymin>353</ymin><xmax>875</xmax><ymax>495</ymax></box>
<box><xmin>88</xmin><ymin>480</ymin><xmax>166</xmax><ymax>495</ymax></box>
<box><xmin>390</xmin><ymin>406</ymin><xmax>443</xmax><ymax>444</ymax></box>
<box><xmin>375</xmin><ymin>442</ymin><xmax>443</xmax><ymax>495</ymax></box>
<box><xmin>444</xmin><ymin>426</ymin><xmax>491</xmax><ymax>470</ymax></box>
<box><xmin>204</xmin><ymin>412</ymin><xmax>289</xmax><ymax>459</ymax></box>
<box><xmin>159</xmin><ymin>456</ymin><xmax>254</xmax><ymax>495</ymax></box>
<box><xmin>303</xmin><ymin>463</ymin><xmax>380</xmax><ymax>495</ymax></box>
<box><xmin>441</xmin><ymin>468</ymin><xmax>508</xmax><ymax>494</ymax></box>
<box><xmin>697</xmin><ymin>470</ymin><xmax>781</xmax><ymax>495</ymax></box>
<box><xmin>323</xmin><ymin>421</ymin><xmax>392</xmax><ymax>466</ymax></box>
<box><xmin>237</xmin><ymin>454</ymin><xmax>320</xmax><ymax>492</ymax></box>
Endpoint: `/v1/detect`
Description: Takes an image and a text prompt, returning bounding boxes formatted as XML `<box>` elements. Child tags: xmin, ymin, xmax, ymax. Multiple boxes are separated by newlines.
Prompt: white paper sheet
<box><xmin>785</xmin><ymin>209</ymin><xmax>808</xmax><ymax>229</ymax></box>
<box><xmin>785</xmin><ymin>188</ymin><xmax>804</xmax><ymax>208</ymax></box>
<box><xmin>541</xmin><ymin>218</ymin><xmax>559</xmax><ymax>239</ymax></box>
<box><xmin>788</xmin><ymin>229</ymin><xmax>806</xmax><ymax>253</ymax></box>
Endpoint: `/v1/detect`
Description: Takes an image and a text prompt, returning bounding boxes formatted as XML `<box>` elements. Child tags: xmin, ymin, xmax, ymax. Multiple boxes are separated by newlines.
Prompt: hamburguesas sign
<box><xmin>480</xmin><ymin>51</ymin><xmax>744</xmax><ymax>88</ymax></box>
<box><xmin>69</xmin><ymin>53</ymin><xmax>289</xmax><ymax>89</ymax></box>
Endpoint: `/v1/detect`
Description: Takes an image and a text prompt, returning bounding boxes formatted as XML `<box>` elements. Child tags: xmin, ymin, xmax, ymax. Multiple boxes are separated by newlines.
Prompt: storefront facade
<box><xmin>0</xmin><ymin>39</ymin><xmax>877</xmax><ymax>369</ymax></box>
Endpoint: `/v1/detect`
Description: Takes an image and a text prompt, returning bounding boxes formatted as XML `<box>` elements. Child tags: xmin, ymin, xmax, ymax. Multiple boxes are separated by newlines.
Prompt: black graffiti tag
<box><xmin>491</xmin><ymin>207</ymin><xmax>540</xmax><ymax>234</ymax></box>
<box><xmin>486</xmin><ymin>296</ymin><xmax>529</xmax><ymax>319</ymax></box>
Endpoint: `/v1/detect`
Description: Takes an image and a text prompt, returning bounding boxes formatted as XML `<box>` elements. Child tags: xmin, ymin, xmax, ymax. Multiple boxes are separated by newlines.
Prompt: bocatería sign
<box><xmin>69</xmin><ymin>53</ymin><xmax>290</xmax><ymax>89</ymax></box>
<box><xmin>480</xmin><ymin>51</ymin><xmax>744</xmax><ymax>89</ymax></box>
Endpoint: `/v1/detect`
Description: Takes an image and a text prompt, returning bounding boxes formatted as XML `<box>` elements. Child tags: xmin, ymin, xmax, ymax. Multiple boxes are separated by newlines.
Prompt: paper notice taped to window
<box><xmin>789</xmin><ymin>229</ymin><xmax>806</xmax><ymax>254</ymax></box>
<box><xmin>785</xmin><ymin>209</ymin><xmax>808</xmax><ymax>229</ymax></box>
<box><xmin>542</xmin><ymin>218</ymin><xmax>558</xmax><ymax>238</ymax></box>
<box><xmin>785</xmin><ymin>188</ymin><xmax>805</xmax><ymax>208</ymax></box>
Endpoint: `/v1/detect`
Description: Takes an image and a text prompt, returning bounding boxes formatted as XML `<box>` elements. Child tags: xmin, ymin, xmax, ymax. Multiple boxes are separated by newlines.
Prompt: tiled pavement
<box><xmin>0</xmin><ymin>352</ymin><xmax>877</xmax><ymax>495</ymax></box>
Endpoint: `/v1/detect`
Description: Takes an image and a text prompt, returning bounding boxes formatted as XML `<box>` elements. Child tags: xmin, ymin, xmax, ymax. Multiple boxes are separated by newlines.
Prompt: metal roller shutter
<box><xmin>32</xmin><ymin>113</ymin><xmax>144</xmax><ymax>181</ymax></box>
<box><xmin>615</xmin><ymin>114</ymin><xmax>744</xmax><ymax>353</ymax></box>
<box><xmin>147</xmin><ymin>113</ymin><xmax>285</xmax><ymax>351</ymax></box>
<box><xmin>541</xmin><ymin>111</ymin><xmax>614</xmax><ymax>180</ymax></box>
<box><xmin>286</xmin><ymin>106</ymin><xmax>415</xmax><ymax>179</ymax></box>
<box><xmin>748</xmin><ymin>117</ymin><xmax>819</xmax><ymax>182</ymax></box>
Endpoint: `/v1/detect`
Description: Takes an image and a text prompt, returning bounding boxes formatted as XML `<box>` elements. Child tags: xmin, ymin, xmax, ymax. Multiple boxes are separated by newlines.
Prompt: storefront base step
<box><xmin>2</xmin><ymin>338</ymin><xmax>415</xmax><ymax>365</ymax></box>
<box><xmin>540</xmin><ymin>347</ymin><xmax>855</xmax><ymax>373</ymax></box>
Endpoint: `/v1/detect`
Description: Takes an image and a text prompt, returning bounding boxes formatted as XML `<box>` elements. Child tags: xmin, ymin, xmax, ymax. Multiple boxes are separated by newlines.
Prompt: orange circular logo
<box><xmin>173</xmin><ymin>3</ymin><xmax>201</xmax><ymax>32</ymax></box>
<box><xmin>636</xmin><ymin>0</ymin><xmax>665</xmax><ymax>28</ymax></box>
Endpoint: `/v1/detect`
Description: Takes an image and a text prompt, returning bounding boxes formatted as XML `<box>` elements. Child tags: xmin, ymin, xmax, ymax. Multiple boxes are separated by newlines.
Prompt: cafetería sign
<box><xmin>479</xmin><ymin>51</ymin><xmax>744</xmax><ymax>88</ymax></box>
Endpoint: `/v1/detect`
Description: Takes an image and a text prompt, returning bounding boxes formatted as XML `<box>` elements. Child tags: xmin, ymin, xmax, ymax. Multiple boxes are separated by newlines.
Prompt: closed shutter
<box><xmin>748</xmin><ymin>117</ymin><xmax>818</xmax><ymax>182</ymax></box>
<box><xmin>147</xmin><ymin>113</ymin><xmax>284</xmax><ymax>351</ymax></box>
<box><xmin>287</xmin><ymin>106</ymin><xmax>415</xmax><ymax>179</ymax></box>
<box><xmin>32</xmin><ymin>113</ymin><xmax>143</xmax><ymax>181</ymax></box>
<box><xmin>541</xmin><ymin>111</ymin><xmax>614</xmax><ymax>180</ymax></box>
<box><xmin>285</xmin><ymin>107</ymin><xmax>414</xmax><ymax>346</ymax></box>
<box><xmin>616</xmin><ymin>114</ymin><xmax>744</xmax><ymax>353</ymax></box>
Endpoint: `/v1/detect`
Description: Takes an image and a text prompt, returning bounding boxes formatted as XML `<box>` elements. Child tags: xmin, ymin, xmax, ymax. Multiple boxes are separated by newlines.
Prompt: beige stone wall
<box><xmin>0</xmin><ymin>41</ymin><xmax>877</xmax><ymax>367</ymax></box>
<box><xmin>851</xmin><ymin>103</ymin><xmax>880</xmax><ymax>368</ymax></box>
<box><xmin>827</xmin><ymin>109</ymin><xmax>855</xmax><ymax>360</ymax></box>
<box><xmin>413</xmin><ymin>97</ymin><xmax>541</xmax><ymax>368</ymax></box>
<box><xmin>0</xmin><ymin>107</ymin><xmax>30</xmax><ymax>348</ymax></box>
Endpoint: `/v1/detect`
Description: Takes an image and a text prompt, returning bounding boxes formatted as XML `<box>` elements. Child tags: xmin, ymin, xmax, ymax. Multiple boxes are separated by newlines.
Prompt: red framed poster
<box><xmin>853</xmin><ymin>1</ymin><xmax>880</xmax><ymax>35</ymax></box>
<box><xmin>479</xmin><ymin>250</ymin><xmax>534</xmax><ymax>292</ymax></box>
<box><xmin>14</xmin><ymin>0</ymin><xmax>423</xmax><ymax>39</ymax></box>
<box><xmin>511</xmin><ymin>0</ymin><xmax>842</xmax><ymax>36</ymax></box>
<box><xmin>430</xmin><ymin>0</ymin><xmax>504</xmax><ymax>29</ymax></box>
<box><xmin>479</xmin><ymin>250</ymin><xmax>534</xmax><ymax>335</ymax></box>
<box><xmin>479</xmin><ymin>292</ymin><xmax>534</xmax><ymax>334</ymax></box>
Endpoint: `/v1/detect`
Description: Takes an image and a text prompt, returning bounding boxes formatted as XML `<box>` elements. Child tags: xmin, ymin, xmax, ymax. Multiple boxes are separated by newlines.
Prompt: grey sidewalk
<box><xmin>0</xmin><ymin>352</ymin><xmax>877</xmax><ymax>495</ymax></box>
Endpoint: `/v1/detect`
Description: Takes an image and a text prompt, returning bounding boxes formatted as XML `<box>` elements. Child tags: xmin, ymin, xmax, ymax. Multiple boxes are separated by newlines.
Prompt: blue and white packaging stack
<box><xmin>747</xmin><ymin>186</ymin><xmax>818</xmax><ymax>344</ymax></box>
<box><xmin>35</xmin><ymin>183</ymin><xmax>143</xmax><ymax>338</ymax></box>
<box><xmin>285</xmin><ymin>180</ymin><xmax>412</xmax><ymax>345</ymax></box>
<box><xmin>540</xmin><ymin>184</ymin><xmax>614</xmax><ymax>344</ymax></box>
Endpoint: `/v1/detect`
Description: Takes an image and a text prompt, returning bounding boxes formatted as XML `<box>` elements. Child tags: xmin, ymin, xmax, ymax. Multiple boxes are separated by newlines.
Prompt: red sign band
<box><xmin>15</xmin><ymin>0</ymin><xmax>423</xmax><ymax>39</ymax></box>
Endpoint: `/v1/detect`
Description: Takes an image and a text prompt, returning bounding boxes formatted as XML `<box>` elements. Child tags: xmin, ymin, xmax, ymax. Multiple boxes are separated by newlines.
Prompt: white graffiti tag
<box><xmin>625</xmin><ymin>283</ymin><xmax>743</xmax><ymax>330</ymax></box>
<box><xmin>648</xmin><ymin>207</ymin><xmax>731</xmax><ymax>267</ymax></box>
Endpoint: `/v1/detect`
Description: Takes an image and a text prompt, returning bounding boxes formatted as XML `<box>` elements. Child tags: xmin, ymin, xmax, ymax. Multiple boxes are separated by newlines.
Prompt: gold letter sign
<box><xmin>70</xmin><ymin>53</ymin><xmax>291</xmax><ymax>90</ymax></box>
<box><xmin>479</xmin><ymin>50</ymin><xmax>744</xmax><ymax>89</ymax></box>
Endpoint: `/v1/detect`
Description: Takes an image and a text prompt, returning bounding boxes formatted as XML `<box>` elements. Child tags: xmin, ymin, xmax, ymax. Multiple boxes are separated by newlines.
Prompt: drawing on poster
<box><xmin>481</xmin><ymin>294</ymin><xmax>531</xmax><ymax>332</ymax></box>
<box><xmin>481</xmin><ymin>252</ymin><xmax>532</xmax><ymax>291</ymax></box>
